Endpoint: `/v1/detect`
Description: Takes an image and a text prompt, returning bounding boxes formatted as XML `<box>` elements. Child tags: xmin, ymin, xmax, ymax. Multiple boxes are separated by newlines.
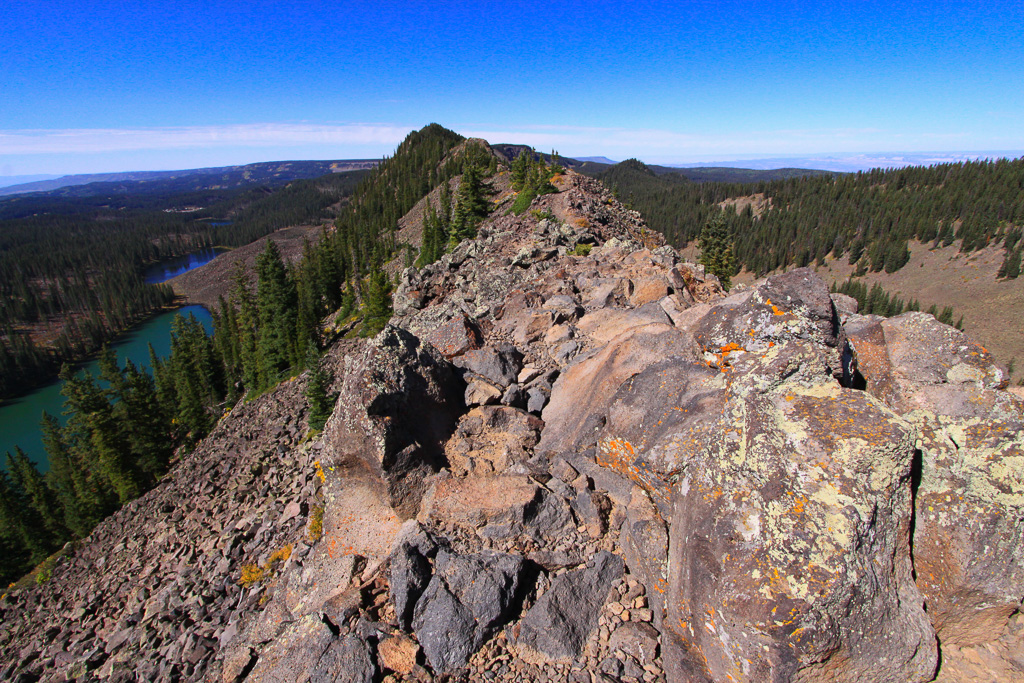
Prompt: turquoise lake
<box><xmin>1</xmin><ymin>254</ymin><xmax>218</xmax><ymax>471</ymax></box>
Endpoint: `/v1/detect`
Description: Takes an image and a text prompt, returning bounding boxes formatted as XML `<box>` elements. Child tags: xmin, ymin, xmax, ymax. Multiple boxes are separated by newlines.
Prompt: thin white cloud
<box><xmin>0</xmin><ymin>123</ymin><xmax>412</xmax><ymax>155</ymax></box>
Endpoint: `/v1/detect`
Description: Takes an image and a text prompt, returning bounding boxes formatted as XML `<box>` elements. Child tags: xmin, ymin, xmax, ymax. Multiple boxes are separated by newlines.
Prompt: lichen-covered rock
<box><xmin>846</xmin><ymin>311</ymin><xmax>1007</xmax><ymax>415</ymax></box>
<box><xmin>597</xmin><ymin>340</ymin><xmax>938</xmax><ymax>682</ymax></box>
<box><xmin>323</xmin><ymin>325</ymin><xmax>466</xmax><ymax>517</ymax></box>
<box><xmin>847</xmin><ymin>311</ymin><xmax>1024</xmax><ymax>647</ymax></box>
<box><xmin>911</xmin><ymin>407</ymin><xmax>1024</xmax><ymax>645</ymax></box>
<box><xmin>692</xmin><ymin>268</ymin><xmax>841</xmax><ymax>362</ymax></box>
<box><xmin>846</xmin><ymin>312</ymin><xmax>1024</xmax><ymax>647</ymax></box>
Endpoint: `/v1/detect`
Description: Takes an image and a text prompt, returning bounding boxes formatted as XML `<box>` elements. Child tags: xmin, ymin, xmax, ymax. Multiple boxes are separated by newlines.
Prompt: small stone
<box><xmin>608</xmin><ymin>602</ymin><xmax>624</xmax><ymax>616</ymax></box>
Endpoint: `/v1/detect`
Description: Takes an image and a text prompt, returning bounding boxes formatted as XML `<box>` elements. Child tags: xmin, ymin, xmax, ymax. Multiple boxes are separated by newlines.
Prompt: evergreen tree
<box><xmin>448</xmin><ymin>164</ymin><xmax>491</xmax><ymax>248</ymax></box>
<box><xmin>362</xmin><ymin>270</ymin><xmax>393</xmax><ymax>337</ymax></box>
<box><xmin>59</xmin><ymin>365</ymin><xmax>141</xmax><ymax>504</ymax></box>
<box><xmin>230</xmin><ymin>263</ymin><xmax>261</xmax><ymax>391</ymax></box>
<box><xmin>0</xmin><ymin>469</ymin><xmax>35</xmax><ymax>577</ymax></box>
<box><xmin>255</xmin><ymin>240</ymin><xmax>299</xmax><ymax>384</ymax></box>
<box><xmin>999</xmin><ymin>248</ymin><xmax>1022</xmax><ymax>279</ymax></box>
<box><xmin>511</xmin><ymin>149</ymin><xmax>532</xmax><ymax>191</ymax></box>
<box><xmin>303</xmin><ymin>344</ymin><xmax>333</xmax><ymax>432</ymax></box>
<box><xmin>6</xmin><ymin>447</ymin><xmax>68</xmax><ymax>550</ymax></box>
<box><xmin>41</xmin><ymin>411</ymin><xmax>100</xmax><ymax>537</ymax></box>
<box><xmin>698</xmin><ymin>211</ymin><xmax>735</xmax><ymax>290</ymax></box>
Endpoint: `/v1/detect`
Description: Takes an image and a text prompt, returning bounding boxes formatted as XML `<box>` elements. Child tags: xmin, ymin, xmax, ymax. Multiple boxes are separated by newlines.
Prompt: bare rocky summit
<box><xmin>2</xmin><ymin>170</ymin><xmax>1022</xmax><ymax>682</ymax></box>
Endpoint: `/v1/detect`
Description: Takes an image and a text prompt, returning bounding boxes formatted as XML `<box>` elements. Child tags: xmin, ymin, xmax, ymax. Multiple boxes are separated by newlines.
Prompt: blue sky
<box><xmin>2</xmin><ymin>0</ymin><xmax>1023</xmax><ymax>175</ymax></box>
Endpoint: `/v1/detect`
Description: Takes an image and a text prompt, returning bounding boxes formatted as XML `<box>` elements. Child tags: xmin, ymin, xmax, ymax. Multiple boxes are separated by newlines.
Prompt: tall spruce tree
<box><xmin>698</xmin><ymin>211</ymin><xmax>735</xmax><ymax>290</ymax></box>
<box><xmin>303</xmin><ymin>344</ymin><xmax>333</xmax><ymax>432</ymax></box>
<box><xmin>255</xmin><ymin>240</ymin><xmax>299</xmax><ymax>384</ymax></box>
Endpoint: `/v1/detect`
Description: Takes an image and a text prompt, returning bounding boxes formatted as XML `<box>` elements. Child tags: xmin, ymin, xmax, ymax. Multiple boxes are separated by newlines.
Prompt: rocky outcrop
<box><xmin>2</xmin><ymin>167</ymin><xmax>1021</xmax><ymax>683</ymax></box>
<box><xmin>846</xmin><ymin>311</ymin><xmax>1024</xmax><ymax>670</ymax></box>
<box><xmin>322</xmin><ymin>325</ymin><xmax>465</xmax><ymax>518</ymax></box>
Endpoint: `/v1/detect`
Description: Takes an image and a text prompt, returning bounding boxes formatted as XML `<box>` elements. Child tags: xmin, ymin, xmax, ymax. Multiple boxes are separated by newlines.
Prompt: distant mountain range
<box><xmin>9</xmin><ymin>150</ymin><xmax>1018</xmax><ymax>201</ymax></box>
<box><xmin>0</xmin><ymin>174</ymin><xmax>61</xmax><ymax>189</ymax></box>
<box><xmin>663</xmin><ymin>151</ymin><xmax>1024</xmax><ymax>173</ymax></box>
<box><xmin>0</xmin><ymin>159</ymin><xmax>379</xmax><ymax>197</ymax></box>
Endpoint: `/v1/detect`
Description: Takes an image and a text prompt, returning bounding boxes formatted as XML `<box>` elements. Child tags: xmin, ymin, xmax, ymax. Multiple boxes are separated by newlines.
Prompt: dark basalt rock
<box><xmin>411</xmin><ymin>550</ymin><xmax>525</xmax><ymax>674</ymax></box>
<box><xmin>518</xmin><ymin>551</ymin><xmax>624</xmax><ymax>662</ymax></box>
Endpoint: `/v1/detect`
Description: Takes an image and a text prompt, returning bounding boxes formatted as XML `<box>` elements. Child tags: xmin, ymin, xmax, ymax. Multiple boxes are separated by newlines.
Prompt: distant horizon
<box><xmin>2</xmin><ymin>147</ymin><xmax>1022</xmax><ymax>190</ymax></box>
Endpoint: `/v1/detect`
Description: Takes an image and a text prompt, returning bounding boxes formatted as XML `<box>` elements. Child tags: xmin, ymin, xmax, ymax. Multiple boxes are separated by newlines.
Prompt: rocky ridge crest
<box><xmin>1</xmin><ymin>170</ymin><xmax>1022</xmax><ymax>682</ymax></box>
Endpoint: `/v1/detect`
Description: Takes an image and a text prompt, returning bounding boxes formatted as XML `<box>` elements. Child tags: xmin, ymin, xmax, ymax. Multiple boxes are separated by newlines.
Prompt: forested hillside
<box><xmin>0</xmin><ymin>124</ymin><xmax>500</xmax><ymax>584</ymax></box>
<box><xmin>0</xmin><ymin>169</ymin><xmax>368</xmax><ymax>398</ymax></box>
<box><xmin>585</xmin><ymin>157</ymin><xmax>1024</xmax><ymax>277</ymax></box>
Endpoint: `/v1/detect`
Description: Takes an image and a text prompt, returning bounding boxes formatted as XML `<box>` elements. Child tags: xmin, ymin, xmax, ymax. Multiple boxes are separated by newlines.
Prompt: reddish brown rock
<box><xmin>445</xmin><ymin>405</ymin><xmax>544</xmax><ymax>476</ymax></box>
<box><xmin>630</xmin><ymin>277</ymin><xmax>670</xmax><ymax>307</ymax></box>
<box><xmin>537</xmin><ymin>323</ymin><xmax>701</xmax><ymax>456</ymax></box>
<box><xmin>421</xmin><ymin>314</ymin><xmax>482</xmax><ymax>358</ymax></box>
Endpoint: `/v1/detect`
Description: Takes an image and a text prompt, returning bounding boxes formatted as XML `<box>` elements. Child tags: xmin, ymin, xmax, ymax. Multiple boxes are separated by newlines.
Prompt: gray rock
<box><xmin>501</xmin><ymin>382</ymin><xmax>525</xmax><ymax>408</ymax></box>
<box><xmin>455</xmin><ymin>344</ymin><xmax>525</xmax><ymax>388</ymax></box>
<box><xmin>323</xmin><ymin>325</ymin><xmax>466</xmax><ymax>518</ymax></box>
<box><xmin>309</xmin><ymin>634</ymin><xmax>375</xmax><ymax>683</ymax></box>
<box><xmin>518</xmin><ymin>551</ymin><xmax>624</xmax><ymax>662</ymax></box>
<box><xmin>391</xmin><ymin>537</ymin><xmax>436</xmax><ymax>630</ymax></box>
<box><xmin>412</xmin><ymin>550</ymin><xmax>524</xmax><ymax>674</ymax></box>
<box><xmin>526</xmin><ymin>386</ymin><xmax>549</xmax><ymax>414</ymax></box>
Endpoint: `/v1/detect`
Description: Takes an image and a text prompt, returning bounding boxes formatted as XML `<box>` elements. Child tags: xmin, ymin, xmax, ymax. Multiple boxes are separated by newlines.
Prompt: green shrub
<box><xmin>512</xmin><ymin>190</ymin><xmax>537</xmax><ymax>215</ymax></box>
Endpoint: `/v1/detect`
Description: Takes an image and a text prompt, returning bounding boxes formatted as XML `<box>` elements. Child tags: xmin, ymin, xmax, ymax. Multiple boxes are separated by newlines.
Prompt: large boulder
<box><xmin>846</xmin><ymin>311</ymin><xmax>1007</xmax><ymax>415</ymax></box>
<box><xmin>911</xmin><ymin>407</ymin><xmax>1024</xmax><ymax>645</ymax></box>
<box><xmin>537</xmin><ymin>323</ymin><xmax>701</xmax><ymax>457</ymax></box>
<box><xmin>323</xmin><ymin>326</ymin><xmax>466</xmax><ymax>517</ymax></box>
<box><xmin>847</xmin><ymin>312</ymin><xmax>1024</xmax><ymax>646</ymax></box>
<box><xmin>596</xmin><ymin>343</ymin><xmax>938</xmax><ymax>682</ymax></box>
<box><xmin>517</xmin><ymin>551</ymin><xmax>624</xmax><ymax>662</ymax></box>
<box><xmin>692</xmin><ymin>268</ymin><xmax>842</xmax><ymax>365</ymax></box>
<box><xmin>411</xmin><ymin>550</ymin><xmax>524</xmax><ymax>674</ymax></box>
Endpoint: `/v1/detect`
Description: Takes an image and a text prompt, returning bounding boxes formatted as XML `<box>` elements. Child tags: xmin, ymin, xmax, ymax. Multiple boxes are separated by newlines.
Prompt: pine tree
<box><xmin>362</xmin><ymin>270</ymin><xmax>393</xmax><ymax>337</ymax></box>
<box><xmin>255</xmin><ymin>240</ymin><xmax>299</xmax><ymax>384</ymax></box>
<box><xmin>59</xmin><ymin>365</ymin><xmax>141</xmax><ymax>505</ymax></box>
<box><xmin>511</xmin><ymin>149</ymin><xmax>532</xmax><ymax>191</ymax></box>
<box><xmin>6</xmin><ymin>447</ymin><xmax>68</xmax><ymax>550</ymax></box>
<box><xmin>0</xmin><ymin>469</ymin><xmax>35</xmax><ymax>578</ymax></box>
<box><xmin>448</xmin><ymin>164</ymin><xmax>490</xmax><ymax>248</ymax></box>
<box><xmin>698</xmin><ymin>211</ymin><xmax>735</xmax><ymax>290</ymax></box>
<box><xmin>303</xmin><ymin>344</ymin><xmax>333</xmax><ymax>432</ymax></box>
<box><xmin>41</xmin><ymin>411</ymin><xmax>100</xmax><ymax>537</ymax></box>
<box><xmin>231</xmin><ymin>263</ymin><xmax>261</xmax><ymax>391</ymax></box>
